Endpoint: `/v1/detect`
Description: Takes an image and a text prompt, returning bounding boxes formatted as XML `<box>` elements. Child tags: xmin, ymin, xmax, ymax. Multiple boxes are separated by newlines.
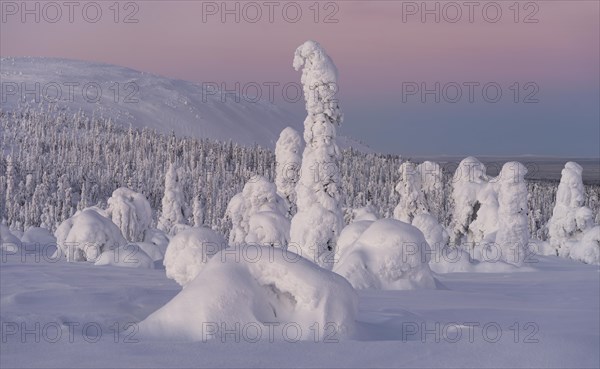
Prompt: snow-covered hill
<box><xmin>0</xmin><ymin>57</ymin><xmax>369</xmax><ymax>150</ymax></box>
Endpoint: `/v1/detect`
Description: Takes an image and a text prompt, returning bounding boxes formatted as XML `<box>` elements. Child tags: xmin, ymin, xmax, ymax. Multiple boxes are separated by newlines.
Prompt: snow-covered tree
<box><xmin>548</xmin><ymin>162</ymin><xmax>595</xmax><ymax>257</ymax></box>
<box><xmin>225</xmin><ymin>176</ymin><xmax>289</xmax><ymax>248</ymax></box>
<box><xmin>158</xmin><ymin>164</ymin><xmax>189</xmax><ymax>236</ymax></box>
<box><xmin>495</xmin><ymin>162</ymin><xmax>529</xmax><ymax>265</ymax></box>
<box><xmin>393</xmin><ymin>161</ymin><xmax>427</xmax><ymax>223</ymax></box>
<box><xmin>289</xmin><ymin>40</ymin><xmax>344</xmax><ymax>269</ymax></box>
<box><xmin>417</xmin><ymin>161</ymin><xmax>445</xmax><ymax>221</ymax></box>
<box><xmin>54</xmin><ymin>208</ymin><xmax>127</xmax><ymax>262</ymax></box>
<box><xmin>449</xmin><ymin>156</ymin><xmax>489</xmax><ymax>247</ymax></box>
<box><xmin>192</xmin><ymin>195</ymin><xmax>205</xmax><ymax>227</ymax></box>
<box><xmin>106</xmin><ymin>187</ymin><xmax>153</xmax><ymax>242</ymax></box>
<box><xmin>275</xmin><ymin>127</ymin><xmax>303</xmax><ymax>216</ymax></box>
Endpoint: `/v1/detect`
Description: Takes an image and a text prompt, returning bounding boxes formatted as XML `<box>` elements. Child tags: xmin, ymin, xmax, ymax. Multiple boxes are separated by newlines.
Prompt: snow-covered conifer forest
<box><xmin>1</xmin><ymin>39</ymin><xmax>599</xmax><ymax>369</ymax></box>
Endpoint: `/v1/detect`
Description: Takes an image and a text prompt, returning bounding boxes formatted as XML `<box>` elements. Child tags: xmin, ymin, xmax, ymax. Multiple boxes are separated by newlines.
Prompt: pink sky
<box><xmin>1</xmin><ymin>1</ymin><xmax>599</xmax><ymax>156</ymax></box>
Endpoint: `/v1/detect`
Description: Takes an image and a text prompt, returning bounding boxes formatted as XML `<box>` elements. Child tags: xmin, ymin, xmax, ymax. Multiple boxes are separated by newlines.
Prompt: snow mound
<box><xmin>333</xmin><ymin>219</ymin><xmax>437</xmax><ymax>290</ymax></box>
<box><xmin>20</xmin><ymin>227</ymin><xmax>56</xmax><ymax>246</ymax></box>
<box><xmin>53</xmin><ymin>208</ymin><xmax>127</xmax><ymax>262</ymax></box>
<box><xmin>141</xmin><ymin>245</ymin><xmax>358</xmax><ymax>341</ymax></box>
<box><xmin>136</xmin><ymin>242</ymin><xmax>167</xmax><ymax>262</ymax></box>
<box><xmin>163</xmin><ymin>227</ymin><xmax>228</xmax><ymax>286</ymax></box>
<box><xmin>94</xmin><ymin>244</ymin><xmax>154</xmax><ymax>269</ymax></box>
<box><xmin>19</xmin><ymin>227</ymin><xmax>57</xmax><ymax>256</ymax></box>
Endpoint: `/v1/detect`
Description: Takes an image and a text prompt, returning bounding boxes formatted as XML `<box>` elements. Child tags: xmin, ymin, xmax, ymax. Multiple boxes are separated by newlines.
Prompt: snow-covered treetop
<box><xmin>454</xmin><ymin>156</ymin><xmax>487</xmax><ymax>185</ymax></box>
<box><xmin>556</xmin><ymin>161</ymin><xmax>585</xmax><ymax>208</ymax></box>
<box><xmin>275</xmin><ymin>127</ymin><xmax>303</xmax><ymax>159</ymax></box>
<box><xmin>293</xmin><ymin>40</ymin><xmax>338</xmax><ymax>92</ymax></box>
<box><xmin>498</xmin><ymin>161</ymin><xmax>528</xmax><ymax>184</ymax></box>
<box><xmin>293</xmin><ymin>40</ymin><xmax>343</xmax><ymax>136</ymax></box>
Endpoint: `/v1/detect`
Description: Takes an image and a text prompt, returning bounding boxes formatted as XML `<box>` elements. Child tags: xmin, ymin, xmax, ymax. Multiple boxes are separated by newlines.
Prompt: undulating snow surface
<box><xmin>1</xmin><ymin>248</ymin><xmax>598</xmax><ymax>368</ymax></box>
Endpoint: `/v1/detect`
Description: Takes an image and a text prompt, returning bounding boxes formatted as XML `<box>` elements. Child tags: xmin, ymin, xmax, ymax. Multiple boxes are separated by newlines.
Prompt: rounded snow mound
<box><xmin>163</xmin><ymin>227</ymin><xmax>228</xmax><ymax>286</ymax></box>
<box><xmin>19</xmin><ymin>227</ymin><xmax>57</xmax><ymax>256</ymax></box>
<box><xmin>334</xmin><ymin>219</ymin><xmax>437</xmax><ymax>290</ymax></box>
<box><xmin>21</xmin><ymin>227</ymin><xmax>56</xmax><ymax>246</ymax></box>
<box><xmin>94</xmin><ymin>243</ymin><xmax>154</xmax><ymax>269</ymax></box>
<box><xmin>142</xmin><ymin>245</ymin><xmax>358</xmax><ymax>342</ymax></box>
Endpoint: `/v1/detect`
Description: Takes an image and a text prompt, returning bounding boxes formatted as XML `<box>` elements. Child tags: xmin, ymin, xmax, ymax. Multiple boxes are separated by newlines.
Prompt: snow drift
<box><xmin>141</xmin><ymin>245</ymin><xmax>358</xmax><ymax>341</ymax></box>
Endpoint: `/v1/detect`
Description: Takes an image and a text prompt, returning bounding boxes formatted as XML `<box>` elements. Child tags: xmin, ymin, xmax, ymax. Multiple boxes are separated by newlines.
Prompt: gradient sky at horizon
<box><xmin>1</xmin><ymin>1</ymin><xmax>599</xmax><ymax>157</ymax></box>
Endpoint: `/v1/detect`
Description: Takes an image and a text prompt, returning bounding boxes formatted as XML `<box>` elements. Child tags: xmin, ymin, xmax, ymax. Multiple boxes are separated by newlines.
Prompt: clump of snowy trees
<box><xmin>1</xmin><ymin>101</ymin><xmax>598</xmax><ymax>267</ymax></box>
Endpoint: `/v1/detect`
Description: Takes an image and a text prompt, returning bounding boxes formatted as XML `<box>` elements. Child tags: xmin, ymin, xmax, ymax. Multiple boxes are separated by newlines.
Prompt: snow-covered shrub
<box><xmin>290</xmin><ymin>40</ymin><xmax>344</xmax><ymax>269</ymax></box>
<box><xmin>226</xmin><ymin>176</ymin><xmax>289</xmax><ymax>248</ymax></box>
<box><xmin>548</xmin><ymin>162</ymin><xmax>596</xmax><ymax>256</ymax></box>
<box><xmin>94</xmin><ymin>243</ymin><xmax>154</xmax><ymax>269</ymax></box>
<box><xmin>163</xmin><ymin>227</ymin><xmax>227</xmax><ymax>287</ymax></box>
<box><xmin>158</xmin><ymin>164</ymin><xmax>189</xmax><ymax>236</ymax></box>
<box><xmin>568</xmin><ymin>226</ymin><xmax>599</xmax><ymax>265</ymax></box>
<box><xmin>225</xmin><ymin>193</ymin><xmax>246</xmax><ymax>245</ymax></box>
<box><xmin>393</xmin><ymin>162</ymin><xmax>427</xmax><ymax>223</ymax></box>
<box><xmin>350</xmin><ymin>206</ymin><xmax>378</xmax><ymax>222</ymax></box>
<box><xmin>333</xmin><ymin>219</ymin><xmax>437</xmax><ymax>290</ymax></box>
<box><xmin>412</xmin><ymin>213</ymin><xmax>448</xmax><ymax>253</ymax></box>
<box><xmin>495</xmin><ymin>162</ymin><xmax>530</xmax><ymax>265</ymax></box>
<box><xmin>0</xmin><ymin>223</ymin><xmax>22</xmax><ymax>252</ymax></box>
<box><xmin>141</xmin><ymin>245</ymin><xmax>358</xmax><ymax>341</ymax></box>
<box><xmin>106</xmin><ymin>187</ymin><xmax>152</xmax><ymax>242</ymax></box>
<box><xmin>139</xmin><ymin>228</ymin><xmax>170</xmax><ymax>262</ymax></box>
<box><xmin>275</xmin><ymin>127</ymin><xmax>303</xmax><ymax>216</ymax></box>
<box><xmin>245</xmin><ymin>211</ymin><xmax>290</xmax><ymax>248</ymax></box>
<box><xmin>53</xmin><ymin>208</ymin><xmax>128</xmax><ymax>262</ymax></box>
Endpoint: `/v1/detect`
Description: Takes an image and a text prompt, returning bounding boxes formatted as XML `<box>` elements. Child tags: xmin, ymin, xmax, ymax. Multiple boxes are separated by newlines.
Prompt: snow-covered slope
<box><xmin>0</xmin><ymin>57</ymin><xmax>369</xmax><ymax>150</ymax></box>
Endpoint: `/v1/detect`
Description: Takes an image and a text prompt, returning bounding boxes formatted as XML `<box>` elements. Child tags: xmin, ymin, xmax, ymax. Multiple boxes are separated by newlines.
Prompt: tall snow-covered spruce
<box><xmin>495</xmin><ymin>162</ymin><xmax>529</xmax><ymax>265</ymax></box>
<box><xmin>158</xmin><ymin>163</ymin><xmax>189</xmax><ymax>236</ymax></box>
<box><xmin>289</xmin><ymin>41</ymin><xmax>344</xmax><ymax>269</ymax></box>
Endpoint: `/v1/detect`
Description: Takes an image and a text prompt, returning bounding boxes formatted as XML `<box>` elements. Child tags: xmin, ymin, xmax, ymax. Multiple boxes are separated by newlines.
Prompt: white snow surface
<box><xmin>0</xmin><ymin>57</ymin><xmax>369</xmax><ymax>151</ymax></box>
<box><xmin>2</xmin><ymin>247</ymin><xmax>598</xmax><ymax>368</ymax></box>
